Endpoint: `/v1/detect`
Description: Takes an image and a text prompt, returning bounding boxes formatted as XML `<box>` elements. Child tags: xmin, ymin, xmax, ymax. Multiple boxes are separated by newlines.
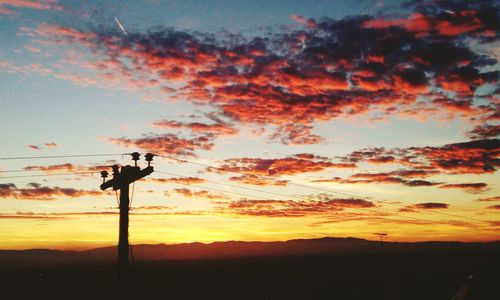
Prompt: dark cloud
<box><xmin>313</xmin><ymin>172</ymin><xmax>441</xmax><ymax>187</ymax></box>
<box><xmin>217</xmin><ymin>197</ymin><xmax>374</xmax><ymax>217</ymax></box>
<box><xmin>153</xmin><ymin>113</ymin><xmax>239</xmax><ymax>137</ymax></box>
<box><xmin>173</xmin><ymin>188</ymin><xmax>228</xmax><ymax>200</ymax></box>
<box><xmin>414</xmin><ymin>202</ymin><xmax>449</xmax><ymax>209</ymax></box>
<box><xmin>229</xmin><ymin>174</ymin><xmax>289</xmax><ymax>186</ymax></box>
<box><xmin>398</xmin><ymin>202</ymin><xmax>450</xmax><ymax>212</ymax></box>
<box><xmin>108</xmin><ymin>133</ymin><xmax>214</xmax><ymax>157</ymax></box>
<box><xmin>475</xmin><ymin>196</ymin><xmax>500</xmax><ymax>202</ymax></box>
<box><xmin>468</xmin><ymin>124</ymin><xmax>500</xmax><ymax>140</ymax></box>
<box><xmin>439</xmin><ymin>182</ymin><xmax>488</xmax><ymax>193</ymax></box>
<box><xmin>0</xmin><ymin>183</ymin><xmax>17</xmax><ymax>198</ymax></box>
<box><xmin>28</xmin><ymin>145</ymin><xmax>41</xmax><ymax>150</ymax></box>
<box><xmin>209</xmin><ymin>153</ymin><xmax>355</xmax><ymax>176</ymax></box>
<box><xmin>0</xmin><ymin>182</ymin><xmax>102</xmax><ymax>200</ymax></box>
<box><xmin>150</xmin><ymin>177</ymin><xmax>207</xmax><ymax>185</ymax></box>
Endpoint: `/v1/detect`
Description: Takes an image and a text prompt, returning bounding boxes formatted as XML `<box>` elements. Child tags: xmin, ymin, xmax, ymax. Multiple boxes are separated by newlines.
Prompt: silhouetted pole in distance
<box><xmin>375</xmin><ymin>233</ymin><xmax>387</xmax><ymax>248</ymax></box>
<box><xmin>100</xmin><ymin>152</ymin><xmax>154</xmax><ymax>295</ymax></box>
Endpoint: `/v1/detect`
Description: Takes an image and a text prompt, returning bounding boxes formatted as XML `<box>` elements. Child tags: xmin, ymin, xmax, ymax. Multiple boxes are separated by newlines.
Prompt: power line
<box><xmin>0</xmin><ymin>153</ymin><xmax>128</xmax><ymax>161</ymax></box>
<box><xmin>156</xmin><ymin>170</ymin><xmax>301</xmax><ymax>200</ymax></box>
<box><xmin>0</xmin><ymin>171</ymin><xmax>95</xmax><ymax>179</ymax></box>
<box><xmin>0</xmin><ymin>152</ymin><xmax>491</xmax><ymax>226</ymax></box>
<box><xmin>152</xmin><ymin>170</ymin><xmax>491</xmax><ymax>229</ymax></box>
<box><xmin>0</xmin><ymin>166</ymin><xmax>116</xmax><ymax>174</ymax></box>
<box><xmin>154</xmin><ymin>174</ymin><xmax>276</xmax><ymax>201</ymax></box>
<box><xmin>156</xmin><ymin>155</ymin><xmax>490</xmax><ymax>225</ymax></box>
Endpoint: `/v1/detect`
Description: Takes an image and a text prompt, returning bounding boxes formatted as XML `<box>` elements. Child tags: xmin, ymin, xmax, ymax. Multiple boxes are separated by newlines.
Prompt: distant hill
<box><xmin>1</xmin><ymin>237</ymin><xmax>499</xmax><ymax>269</ymax></box>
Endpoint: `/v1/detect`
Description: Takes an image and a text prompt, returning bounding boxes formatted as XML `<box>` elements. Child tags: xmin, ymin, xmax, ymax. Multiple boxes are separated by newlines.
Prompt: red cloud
<box><xmin>363</xmin><ymin>13</ymin><xmax>432</xmax><ymax>35</ymax></box>
<box><xmin>436</xmin><ymin>67</ymin><xmax>485</xmax><ymax>96</ymax></box>
<box><xmin>486</xmin><ymin>205</ymin><xmax>500</xmax><ymax>210</ymax></box>
<box><xmin>363</xmin><ymin>10</ymin><xmax>485</xmax><ymax>37</ymax></box>
<box><xmin>0</xmin><ymin>0</ymin><xmax>63</xmax><ymax>11</ymax></box>
<box><xmin>28</xmin><ymin>144</ymin><xmax>41</xmax><ymax>150</ymax></box>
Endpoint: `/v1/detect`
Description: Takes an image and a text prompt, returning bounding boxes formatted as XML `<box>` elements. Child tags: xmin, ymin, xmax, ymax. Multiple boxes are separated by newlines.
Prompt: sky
<box><xmin>0</xmin><ymin>0</ymin><xmax>499</xmax><ymax>250</ymax></box>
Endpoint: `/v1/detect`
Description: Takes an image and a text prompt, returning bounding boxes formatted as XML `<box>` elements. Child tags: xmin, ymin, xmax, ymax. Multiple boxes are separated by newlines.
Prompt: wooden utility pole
<box><xmin>100</xmin><ymin>152</ymin><xmax>154</xmax><ymax>294</ymax></box>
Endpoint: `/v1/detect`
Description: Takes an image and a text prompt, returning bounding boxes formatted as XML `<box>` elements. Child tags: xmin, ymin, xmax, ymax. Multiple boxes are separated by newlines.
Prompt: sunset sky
<box><xmin>0</xmin><ymin>0</ymin><xmax>499</xmax><ymax>250</ymax></box>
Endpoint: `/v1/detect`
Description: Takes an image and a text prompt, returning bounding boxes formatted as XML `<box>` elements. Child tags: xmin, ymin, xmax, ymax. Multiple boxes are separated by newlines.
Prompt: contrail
<box><xmin>114</xmin><ymin>17</ymin><xmax>128</xmax><ymax>35</ymax></box>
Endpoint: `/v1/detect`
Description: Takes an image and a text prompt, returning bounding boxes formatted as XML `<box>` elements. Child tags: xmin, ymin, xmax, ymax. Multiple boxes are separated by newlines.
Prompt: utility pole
<box><xmin>100</xmin><ymin>152</ymin><xmax>154</xmax><ymax>295</ymax></box>
<box><xmin>374</xmin><ymin>233</ymin><xmax>387</xmax><ymax>248</ymax></box>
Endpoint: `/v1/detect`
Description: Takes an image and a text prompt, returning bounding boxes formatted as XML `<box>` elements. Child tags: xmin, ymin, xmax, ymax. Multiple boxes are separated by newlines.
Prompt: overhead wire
<box><xmin>0</xmin><ymin>153</ymin><xmax>129</xmax><ymax>161</ymax></box>
<box><xmin>152</xmin><ymin>170</ymin><xmax>492</xmax><ymax>229</ymax></box>
<box><xmin>0</xmin><ymin>152</ymin><xmax>493</xmax><ymax>227</ymax></box>
<box><xmin>155</xmin><ymin>155</ymin><xmax>491</xmax><ymax>225</ymax></box>
<box><xmin>129</xmin><ymin>182</ymin><xmax>135</xmax><ymax>208</ymax></box>
<box><xmin>0</xmin><ymin>171</ymin><xmax>96</xmax><ymax>179</ymax></box>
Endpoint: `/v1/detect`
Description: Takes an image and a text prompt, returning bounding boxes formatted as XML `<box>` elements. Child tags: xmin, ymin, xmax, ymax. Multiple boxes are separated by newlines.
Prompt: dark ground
<box><xmin>1</xmin><ymin>248</ymin><xmax>498</xmax><ymax>300</ymax></box>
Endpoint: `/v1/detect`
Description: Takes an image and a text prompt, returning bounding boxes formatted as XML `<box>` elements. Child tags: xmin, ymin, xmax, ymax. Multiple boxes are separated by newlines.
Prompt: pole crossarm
<box><xmin>100</xmin><ymin>166</ymin><xmax>154</xmax><ymax>190</ymax></box>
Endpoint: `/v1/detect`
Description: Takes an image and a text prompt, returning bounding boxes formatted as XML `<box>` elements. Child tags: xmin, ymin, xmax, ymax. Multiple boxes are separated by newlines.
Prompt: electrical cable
<box><xmin>156</xmin><ymin>155</ymin><xmax>490</xmax><ymax>225</ymax></box>
<box><xmin>0</xmin><ymin>153</ymin><xmax>129</xmax><ymax>161</ymax></box>
<box><xmin>152</xmin><ymin>171</ymin><xmax>493</xmax><ymax>229</ymax></box>
<box><xmin>0</xmin><ymin>171</ymin><xmax>95</xmax><ymax>179</ymax></box>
